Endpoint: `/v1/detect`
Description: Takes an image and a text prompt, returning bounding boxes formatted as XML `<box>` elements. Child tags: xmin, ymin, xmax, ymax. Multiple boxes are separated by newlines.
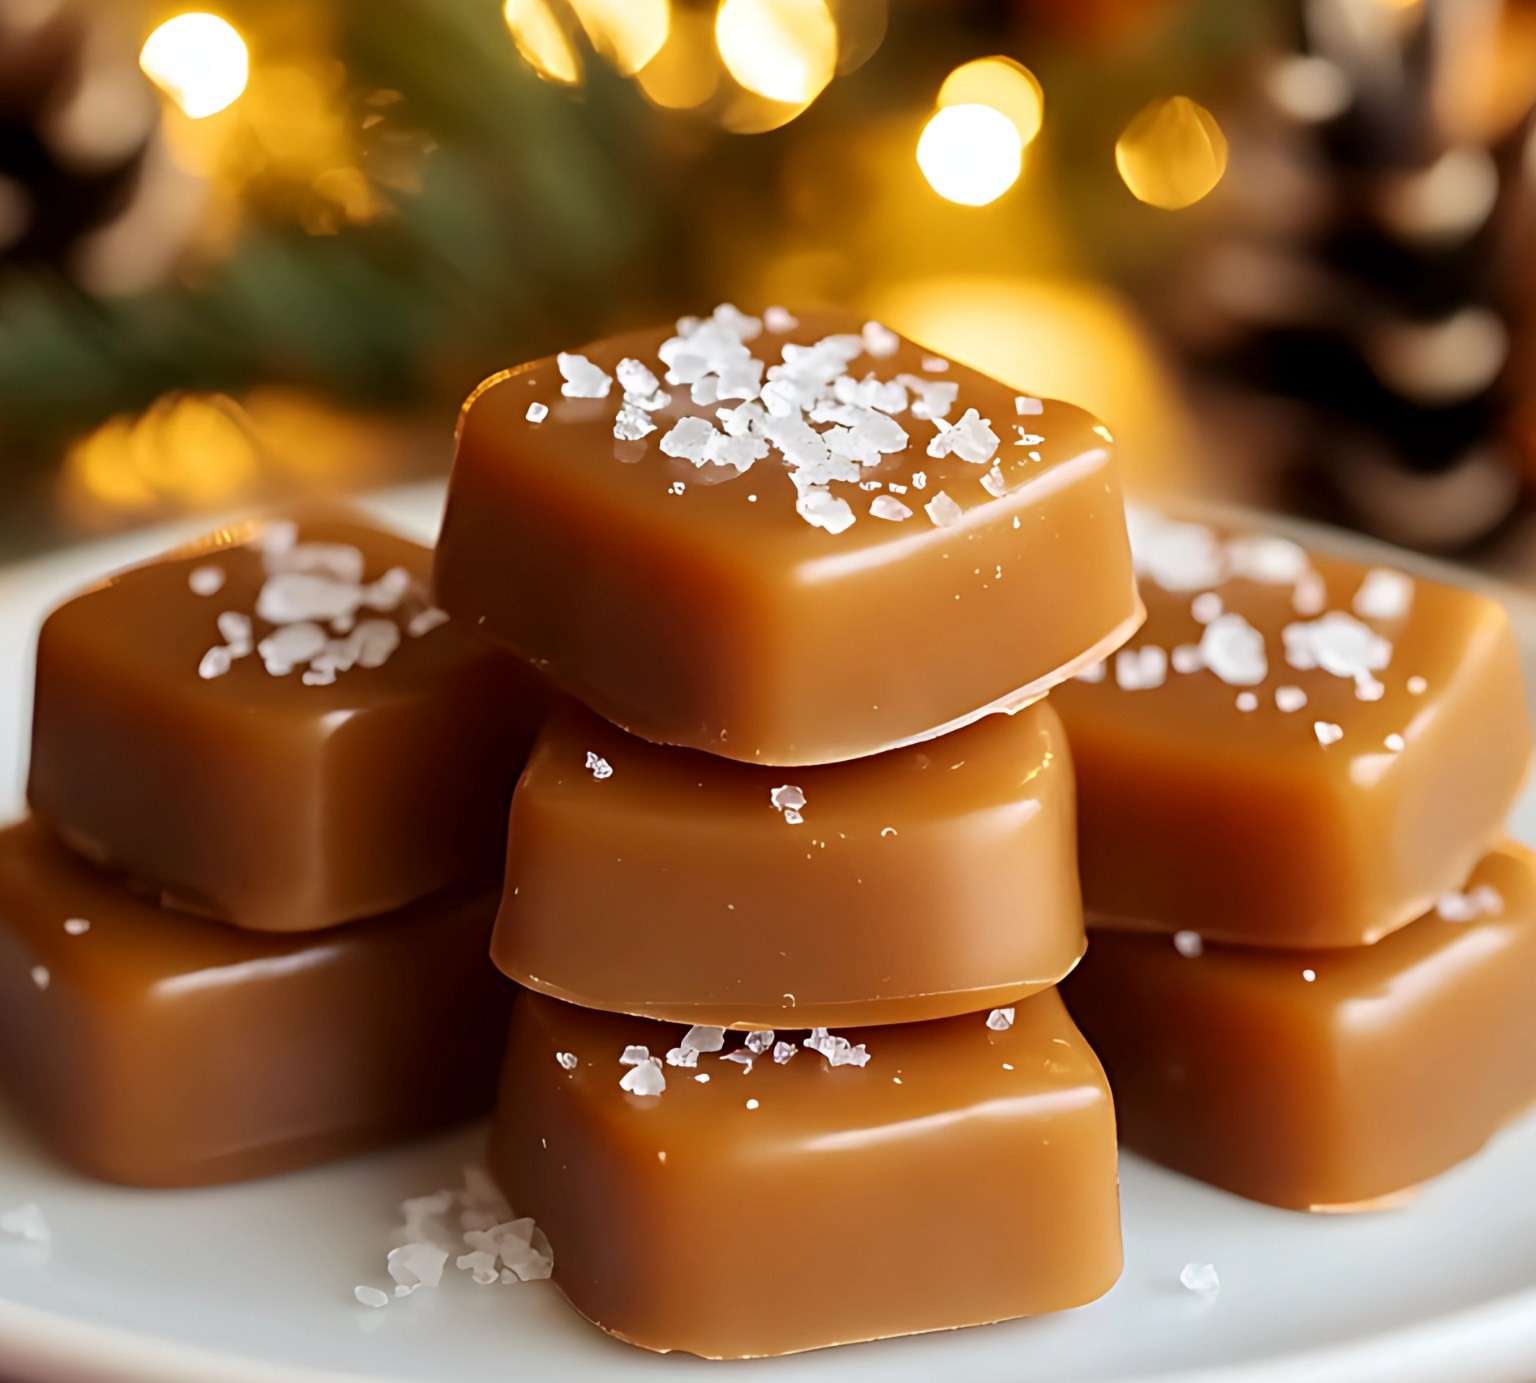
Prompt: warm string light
<box><xmin>714</xmin><ymin>0</ymin><xmax>837</xmax><ymax>106</ymax></box>
<box><xmin>938</xmin><ymin>56</ymin><xmax>1043</xmax><ymax>146</ymax></box>
<box><xmin>1114</xmin><ymin>95</ymin><xmax>1228</xmax><ymax>210</ymax></box>
<box><xmin>570</xmin><ymin>0</ymin><xmax>669</xmax><ymax>76</ymax></box>
<box><xmin>502</xmin><ymin>0</ymin><xmax>582</xmax><ymax>85</ymax></box>
<box><xmin>139</xmin><ymin>12</ymin><xmax>250</xmax><ymax>119</ymax></box>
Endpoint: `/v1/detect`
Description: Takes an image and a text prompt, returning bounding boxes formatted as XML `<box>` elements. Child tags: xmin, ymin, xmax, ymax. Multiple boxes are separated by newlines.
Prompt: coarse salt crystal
<box><xmin>1235</xmin><ymin>692</ymin><xmax>1258</xmax><ymax>711</ymax></box>
<box><xmin>456</xmin><ymin>1249</ymin><xmax>500</xmax><ymax>1285</ymax></box>
<box><xmin>555</xmin><ymin>1051</ymin><xmax>578</xmax><ymax>1071</ymax></box>
<box><xmin>772</xmin><ymin>1041</ymin><xmax>796</xmax><ymax>1064</ymax></box>
<box><xmin>613</xmin><ymin>404</ymin><xmax>657</xmax><ymax>442</ymax></box>
<box><xmin>922</xmin><ymin>356</ymin><xmax>949</xmax><ymax>372</ymax></box>
<box><xmin>556</xmin><ymin>352</ymin><xmax>612</xmax><ymax>399</ymax></box>
<box><xmin>796</xmin><ymin>487</ymin><xmax>856</xmax><ymax>536</ymax></box>
<box><xmin>354</xmin><ymin>1285</ymin><xmax>389</xmax><ymax>1308</ymax></box>
<box><xmin>1173</xmin><ymin>930</ymin><xmax>1203</xmax><ymax>957</ymax></box>
<box><xmin>720</xmin><ymin>1050</ymin><xmax>754</xmax><ymax>1073</ymax></box>
<box><xmin>1179</xmin><ymin>1262</ymin><xmax>1220</xmax><ymax>1296</ymax></box>
<box><xmin>1226</xmin><ymin>535</ymin><xmax>1309</xmax><ymax>585</ymax></box>
<box><xmin>1125</xmin><ymin>510</ymin><xmax>1225</xmax><ymax>592</ymax></box>
<box><xmin>763</xmin><ymin>305</ymin><xmax>798</xmax><ymax>333</ymax></box>
<box><xmin>585</xmin><ymin>751</ymin><xmax>613</xmax><ymax>781</ymax></box>
<box><xmin>388</xmin><ymin>1242</ymin><xmax>448</xmax><ymax>1291</ymax></box>
<box><xmin>1407</xmin><ymin>675</ymin><xmax>1428</xmax><ymax>695</ymax></box>
<box><xmin>926</xmin><ymin>407</ymin><xmax>999</xmax><ymax>464</ymax></box>
<box><xmin>861</xmin><ymin>321</ymin><xmax>900</xmax><ymax>357</ymax></box>
<box><xmin>188</xmin><ymin>565</ymin><xmax>225</xmax><ymax>596</ymax></box>
<box><xmin>619</xmin><ymin>1058</ymin><xmax>666</xmax><ymax>1097</ymax></box>
<box><xmin>985</xmin><ymin>1007</ymin><xmax>1015</xmax><ymax>1031</ymax></box>
<box><xmin>870</xmin><ymin>494</ymin><xmax>913</xmax><ymax>522</ymax></box>
<box><xmin>217</xmin><ymin>611</ymin><xmax>253</xmax><ymax>651</ymax></box>
<box><xmin>1302</xmin><ymin>968</ymin><xmax>1317</xmax><ymax>982</ymax></box>
<box><xmin>1190</xmin><ymin>592</ymin><xmax>1222</xmax><ymax>624</ymax></box>
<box><xmin>198</xmin><ymin>646</ymin><xmax>233</xmax><ymax>681</ymax></box>
<box><xmin>1115</xmin><ymin>645</ymin><xmax>1168</xmax><ymax>692</ymax></box>
<box><xmin>1171</xmin><ymin>644</ymin><xmax>1203</xmax><ymax>674</ymax></box>
<box><xmin>979</xmin><ymin>464</ymin><xmax>1008</xmax><ymax>498</ymax></box>
<box><xmin>1353</xmin><ymin>568</ymin><xmax>1414</xmax><ymax>621</ymax></box>
<box><xmin>63</xmin><ymin>918</ymin><xmax>89</xmax><ymax>935</ymax></box>
<box><xmin>525</xmin><ymin>401</ymin><xmax>548</xmax><ymax>423</ymax></box>
<box><xmin>924</xmin><ymin>491</ymin><xmax>963</xmax><ymax>527</ymax></box>
<box><xmin>694</xmin><ymin>1072</ymin><xmax>711</xmax><ymax>1083</ymax></box>
<box><xmin>1283</xmin><ymin>612</ymin><xmax>1391</xmax><ymax>682</ymax></box>
<box><xmin>619</xmin><ymin>1045</ymin><xmax>650</xmax><ymax>1066</ymax></box>
<box><xmin>1385</xmin><ymin>732</ymin><xmax>1405</xmax><ymax>752</ymax></box>
<box><xmin>1199</xmin><ymin>613</ymin><xmax>1268</xmax><ymax>686</ymax></box>
<box><xmin>615</xmin><ymin>357</ymin><xmax>661</xmax><ymax>398</ymax></box>
<box><xmin>745</xmin><ymin>1029</ymin><xmax>775</xmax><ymax>1054</ymax></box>
<box><xmin>1275</xmin><ymin>685</ymin><xmax>1307</xmax><ymax>713</ymax></box>
<box><xmin>407</xmin><ymin>607</ymin><xmax>449</xmax><ymax>638</ymax></box>
<box><xmin>665</xmin><ymin>1046</ymin><xmax>699</xmax><ymax>1068</ymax></box>
<box><xmin>1437</xmin><ymin>885</ymin><xmax>1503</xmax><ymax>922</ymax></box>
<box><xmin>30</xmin><ymin>965</ymin><xmax>49</xmax><ymax>990</ymax></box>
<box><xmin>1292</xmin><ymin>570</ymin><xmax>1328</xmax><ymax>616</ymax></box>
<box><xmin>745</xmin><ymin>1098</ymin><xmax>761</xmax><ymax>1110</ymax></box>
<box><xmin>681</xmin><ymin>1025</ymin><xmax>726</xmax><ymax>1053</ymax></box>
<box><xmin>1314</xmin><ymin>720</ymin><xmax>1344</xmax><ymax>747</ymax></box>
<box><xmin>659</xmin><ymin>415</ymin><xmax>717</xmax><ymax>464</ymax></box>
<box><xmin>911</xmin><ymin>471</ymin><xmax>927</xmax><ymax>490</ymax></box>
<box><xmin>770</xmin><ymin>785</ymin><xmax>806</xmax><ymax>825</ymax></box>
<box><xmin>1014</xmin><ymin>395</ymin><xmax>1044</xmax><ymax>415</ymax></box>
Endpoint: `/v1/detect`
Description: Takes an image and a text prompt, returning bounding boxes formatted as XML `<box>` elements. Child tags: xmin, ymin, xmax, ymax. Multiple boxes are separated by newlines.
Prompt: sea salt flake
<box><xmin>659</xmin><ymin>416</ymin><xmax>717</xmax><ymax>464</ymax></box>
<box><xmin>1283</xmin><ymin>612</ymin><xmax>1391</xmax><ymax>681</ymax></box>
<box><xmin>1171</xmin><ymin>644</ymin><xmax>1203</xmax><ymax>674</ymax></box>
<box><xmin>1173</xmin><ymin>930</ymin><xmax>1204</xmax><ymax>958</ymax></box>
<box><xmin>585</xmin><ymin>751</ymin><xmax>613</xmax><ymax>781</ymax></box>
<box><xmin>681</xmin><ymin>1025</ymin><xmax>726</xmax><ymax>1053</ymax></box>
<box><xmin>763</xmin><ymin>305</ymin><xmax>798</xmax><ymax>333</ymax></box>
<box><xmin>1385</xmin><ymin>733</ymin><xmax>1405</xmax><ymax>752</ymax></box>
<box><xmin>198</xmin><ymin>646</ymin><xmax>233</xmax><ymax>680</ymax></box>
<box><xmin>1275</xmin><ymin>685</ymin><xmax>1307</xmax><ymax>713</ymax></box>
<box><xmin>1302</xmin><ymin>968</ymin><xmax>1317</xmax><ymax>982</ymax></box>
<box><xmin>925</xmin><ymin>491</ymin><xmax>963</xmax><ymax>527</ymax></box>
<box><xmin>1353</xmin><ymin>568</ymin><xmax>1414</xmax><ymax>621</ymax></box>
<box><xmin>1292</xmin><ymin>570</ymin><xmax>1328</xmax><ymax>615</ymax></box>
<box><xmin>1407</xmin><ymin>675</ymin><xmax>1428</xmax><ymax>695</ymax></box>
<box><xmin>619</xmin><ymin>1044</ymin><xmax>651</xmax><ymax>1067</ymax></box>
<box><xmin>694</xmin><ymin>1072</ymin><xmax>711</xmax><ymax>1083</ymax></box>
<box><xmin>772</xmin><ymin>1041</ymin><xmax>796</xmax><ymax>1064</ymax></box>
<box><xmin>30</xmin><ymin>965</ymin><xmax>49</xmax><ymax>990</ymax></box>
<box><xmin>1314</xmin><ymin>720</ymin><xmax>1344</xmax><ymax>747</ymax></box>
<box><xmin>922</xmin><ymin>356</ymin><xmax>949</xmax><ymax>372</ymax></box>
<box><xmin>407</xmin><ymin>607</ymin><xmax>449</xmax><ymax>638</ymax></box>
<box><xmin>927</xmin><ymin>407</ymin><xmax>998</xmax><ymax>463</ymax></box>
<box><xmin>387</xmin><ymin>1242</ymin><xmax>448</xmax><ymax>1291</ymax></box>
<box><xmin>770</xmin><ymin>785</ymin><xmax>806</xmax><ymax>824</ymax></box>
<box><xmin>1235</xmin><ymin>692</ymin><xmax>1258</xmax><ymax>712</ymax></box>
<box><xmin>870</xmin><ymin>495</ymin><xmax>912</xmax><ymax>522</ymax></box>
<box><xmin>354</xmin><ymin>1285</ymin><xmax>389</xmax><ymax>1309</ymax></box>
<box><xmin>63</xmin><ymin>918</ymin><xmax>89</xmax><ymax>935</ymax></box>
<box><xmin>795</xmin><ymin>487</ymin><xmax>855</xmax><ymax>536</ymax></box>
<box><xmin>720</xmin><ymin>1050</ymin><xmax>754</xmax><ymax>1073</ymax></box>
<box><xmin>217</xmin><ymin>611</ymin><xmax>253</xmax><ymax>651</ymax></box>
<box><xmin>556</xmin><ymin>352</ymin><xmax>612</xmax><ymax>399</ymax></box>
<box><xmin>1125</xmin><ymin>510</ymin><xmax>1225</xmax><ymax>592</ymax></box>
<box><xmin>1354</xmin><ymin>674</ymin><xmax>1385</xmax><ymax>702</ymax></box>
<box><xmin>1191</xmin><ymin>592</ymin><xmax>1223</xmax><ymax>624</ymax></box>
<box><xmin>1199</xmin><ymin>613</ymin><xmax>1268</xmax><ymax>686</ymax></box>
<box><xmin>1437</xmin><ymin>885</ymin><xmax>1503</xmax><ymax>923</ymax></box>
<box><xmin>615</xmin><ymin>357</ymin><xmax>661</xmax><ymax>399</ymax></box>
<box><xmin>911</xmin><ymin>471</ymin><xmax>928</xmax><ymax>490</ymax></box>
<box><xmin>804</xmin><ymin>1027</ymin><xmax>870</xmax><ymax>1068</ymax></box>
<box><xmin>703</xmin><ymin>431</ymin><xmax>766</xmax><ymax>472</ymax></box>
<box><xmin>256</xmin><ymin>573</ymin><xmax>359</xmax><ymax>626</ymax></box>
<box><xmin>1015</xmin><ymin>396</ymin><xmax>1044</xmax><ymax>415</ymax></box>
<box><xmin>555</xmin><ymin>1051</ymin><xmax>578</xmax><ymax>1071</ymax></box>
<box><xmin>1180</xmin><ymin>1262</ymin><xmax>1220</xmax><ymax>1297</ymax></box>
<box><xmin>456</xmin><ymin>1249</ymin><xmax>500</xmax><ymax>1285</ymax></box>
<box><xmin>1115</xmin><ymin>645</ymin><xmax>1168</xmax><ymax>692</ymax></box>
<box><xmin>664</xmin><ymin>1046</ymin><xmax>699</xmax><ymax>1068</ymax></box>
<box><xmin>1226</xmin><ymin>535</ymin><xmax>1309</xmax><ymax>584</ymax></box>
<box><xmin>861</xmin><ymin>321</ymin><xmax>900</xmax><ymax>357</ymax></box>
<box><xmin>979</xmin><ymin>464</ymin><xmax>1008</xmax><ymax>498</ymax></box>
<box><xmin>745</xmin><ymin>1030</ymin><xmax>775</xmax><ymax>1054</ymax></box>
<box><xmin>619</xmin><ymin>1058</ymin><xmax>666</xmax><ymax>1097</ymax></box>
<box><xmin>613</xmin><ymin>404</ymin><xmax>657</xmax><ymax>442</ymax></box>
<box><xmin>525</xmin><ymin>401</ymin><xmax>548</xmax><ymax>423</ymax></box>
<box><xmin>985</xmin><ymin>1007</ymin><xmax>1015</xmax><ymax>1031</ymax></box>
<box><xmin>188</xmin><ymin>565</ymin><xmax>224</xmax><ymax>596</ymax></box>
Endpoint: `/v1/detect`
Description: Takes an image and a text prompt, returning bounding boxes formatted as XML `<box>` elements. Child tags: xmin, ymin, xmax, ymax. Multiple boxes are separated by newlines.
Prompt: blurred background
<box><xmin>1</xmin><ymin>0</ymin><xmax>1534</xmax><ymax>576</ymax></box>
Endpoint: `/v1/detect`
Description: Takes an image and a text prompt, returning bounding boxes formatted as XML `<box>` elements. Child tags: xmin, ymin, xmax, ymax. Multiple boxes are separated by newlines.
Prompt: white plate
<box><xmin>1</xmin><ymin>484</ymin><xmax>1535</xmax><ymax>1383</ymax></box>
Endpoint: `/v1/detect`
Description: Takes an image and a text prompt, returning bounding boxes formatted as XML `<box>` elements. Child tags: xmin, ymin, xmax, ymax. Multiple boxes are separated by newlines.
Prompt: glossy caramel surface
<box><xmin>28</xmin><ymin>514</ymin><xmax>540</xmax><ymax>931</ymax></box>
<box><xmin>488</xmin><ymin>988</ymin><xmax>1121</xmax><ymax>1358</ymax></box>
<box><xmin>1065</xmin><ymin>844</ymin><xmax>1536</xmax><ymax>1211</ymax></box>
<box><xmin>0</xmin><ymin>819</ymin><xmax>508</xmax><ymax>1187</ymax></box>
<box><xmin>438</xmin><ymin>308</ymin><xmax>1140</xmax><ymax>765</ymax></box>
<box><xmin>494</xmin><ymin>697</ymin><xmax>1084</xmax><ymax>1028</ymax></box>
<box><xmin>1053</xmin><ymin>511</ymin><xmax>1531</xmax><ymax>946</ymax></box>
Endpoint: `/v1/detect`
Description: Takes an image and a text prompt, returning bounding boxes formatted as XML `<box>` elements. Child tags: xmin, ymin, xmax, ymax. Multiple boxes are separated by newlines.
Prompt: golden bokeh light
<box><xmin>1115</xmin><ymin>95</ymin><xmax>1228</xmax><ymax>210</ymax></box>
<box><xmin>503</xmin><ymin>0</ymin><xmax>582</xmax><ymax>86</ymax></box>
<box><xmin>571</xmin><ymin>0</ymin><xmax>669</xmax><ymax>76</ymax></box>
<box><xmin>715</xmin><ymin>0</ymin><xmax>837</xmax><ymax>106</ymax></box>
<box><xmin>916</xmin><ymin>103</ymin><xmax>1023</xmax><ymax>207</ymax></box>
<box><xmin>829</xmin><ymin>0</ymin><xmax>887</xmax><ymax>75</ymax></box>
<box><xmin>636</xmin><ymin>10</ymin><xmax>720</xmax><ymax>110</ymax></box>
<box><xmin>139</xmin><ymin>13</ymin><xmax>250</xmax><ymax>120</ymax></box>
<box><xmin>938</xmin><ymin>56</ymin><xmax>1044</xmax><ymax>147</ymax></box>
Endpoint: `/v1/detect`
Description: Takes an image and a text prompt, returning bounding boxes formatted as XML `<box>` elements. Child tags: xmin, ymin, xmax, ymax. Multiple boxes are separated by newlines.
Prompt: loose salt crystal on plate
<box><xmin>30</xmin><ymin>966</ymin><xmax>49</xmax><ymax>990</ymax></box>
<box><xmin>1179</xmin><ymin>1262</ymin><xmax>1220</xmax><ymax>1297</ymax></box>
<box><xmin>556</xmin><ymin>352</ymin><xmax>612</xmax><ymax>399</ymax></box>
<box><xmin>1385</xmin><ymin>732</ymin><xmax>1405</xmax><ymax>752</ymax></box>
<box><xmin>198</xmin><ymin>646</ymin><xmax>233</xmax><ymax>681</ymax></box>
<box><xmin>1353</xmin><ymin>568</ymin><xmax>1414</xmax><ymax>621</ymax></box>
<box><xmin>1015</xmin><ymin>395</ymin><xmax>1044</xmax><ymax>415</ymax></box>
<box><xmin>870</xmin><ymin>494</ymin><xmax>912</xmax><ymax>522</ymax></box>
<box><xmin>619</xmin><ymin>1045</ymin><xmax>650</xmax><ymax>1066</ymax></box>
<box><xmin>772</xmin><ymin>1041</ymin><xmax>796</xmax><ymax>1064</ymax></box>
<box><xmin>188</xmin><ymin>565</ymin><xmax>225</xmax><ymax>596</ymax></box>
<box><xmin>1199</xmin><ymin>613</ymin><xmax>1268</xmax><ymax>686</ymax></box>
<box><xmin>0</xmin><ymin>1202</ymin><xmax>49</xmax><ymax>1245</ymax></box>
<box><xmin>1235</xmin><ymin>692</ymin><xmax>1258</xmax><ymax>712</ymax></box>
<box><xmin>985</xmin><ymin>1007</ymin><xmax>1015</xmax><ymax>1031</ymax></box>
<box><xmin>924</xmin><ymin>491</ymin><xmax>962</xmax><ymax>527</ymax></box>
<box><xmin>1275</xmin><ymin>685</ymin><xmax>1307</xmax><ymax>713</ymax></box>
<box><xmin>619</xmin><ymin>1058</ymin><xmax>666</xmax><ymax>1097</ymax></box>
<box><xmin>763</xmin><ymin>305</ymin><xmax>798</xmax><ymax>333</ymax></box>
<box><xmin>1190</xmin><ymin>592</ymin><xmax>1222</xmax><ymax>624</ymax></box>
<box><xmin>525</xmin><ymin>401</ymin><xmax>548</xmax><ymax>423</ymax></box>
<box><xmin>63</xmin><ymin>917</ymin><xmax>89</xmax><ymax>935</ymax></box>
<box><xmin>1115</xmin><ymin>646</ymin><xmax>1168</xmax><ymax>692</ymax></box>
<box><xmin>613</xmin><ymin>404</ymin><xmax>657</xmax><ymax>442</ymax></box>
<box><xmin>681</xmin><ymin>1024</ymin><xmax>726</xmax><ymax>1053</ymax></box>
<box><xmin>555</xmin><ymin>1051</ymin><xmax>578</xmax><ymax>1071</ymax></box>
<box><xmin>1407</xmin><ymin>675</ymin><xmax>1428</xmax><ymax>695</ymax></box>
<box><xmin>1173</xmin><ymin>930</ymin><xmax>1203</xmax><ymax>958</ymax></box>
<box><xmin>585</xmin><ymin>751</ymin><xmax>613</xmax><ymax>781</ymax></box>
<box><xmin>1314</xmin><ymin>721</ymin><xmax>1343</xmax><ymax>747</ymax></box>
<box><xmin>354</xmin><ymin>1285</ymin><xmax>389</xmax><ymax>1309</ymax></box>
<box><xmin>770</xmin><ymin>785</ymin><xmax>806</xmax><ymax>825</ymax></box>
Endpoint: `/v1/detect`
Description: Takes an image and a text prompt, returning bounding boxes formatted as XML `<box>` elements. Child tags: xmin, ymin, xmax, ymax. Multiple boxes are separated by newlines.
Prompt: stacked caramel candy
<box><xmin>9</xmin><ymin>516</ymin><xmax>541</xmax><ymax>1186</ymax></box>
<box><xmin>1056</xmin><ymin>510</ymin><xmax>1536</xmax><ymax>1211</ymax></box>
<box><xmin>434</xmin><ymin>306</ymin><xmax>1144</xmax><ymax>1357</ymax></box>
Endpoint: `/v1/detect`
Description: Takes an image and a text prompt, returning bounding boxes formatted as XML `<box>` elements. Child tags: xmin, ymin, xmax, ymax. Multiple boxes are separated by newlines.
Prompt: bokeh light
<box><xmin>829</xmin><ymin>0</ymin><xmax>887</xmax><ymax>75</ymax></box>
<box><xmin>916</xmin><ymin>104</ymin><xmax>1023</xmax><ymax>207</ymax></box>
<box><xmin>139</xmin><ymin>13</ymin><xmax>250</xmax><ymax>120</ymax></box>
<box><xmin>715</xmin><ymin>0</ymin><xmax>837</xmax><ymax>106</ymax></box>
<box><xmin>636</xmin><ymin>10</ymin><xmax>720</xmax><ymax>110</ymax></box>
<box><xmin>503</xmin><ymin>0</ymin><xmax>582</xmax><ymax>86</ymax></box>
<box><xmin>571</xmin><ymin>0</ymin><xmax>669</xmax><ymax>76</ymax></box>
<box><xmin>1115</xmin><ymin>95</ymin><xmax>1228</xmax><ymax>210</ymax></box>
<box><xmin>938</xmin><ymin>56</ymin><xmax>1044</xmax><ymax>147</ymax></box>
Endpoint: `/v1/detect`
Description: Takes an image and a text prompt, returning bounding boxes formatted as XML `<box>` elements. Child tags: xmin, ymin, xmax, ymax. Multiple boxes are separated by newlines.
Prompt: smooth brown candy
<box><xmin>0</xmin><ymin>819</ymin><xmax>508</xmax><ymax>1187</ymax></box>
<box><xmin>1065</xmin><ymin>843</ymin><xmax>1536</xmax><ymax>1211</ymax></box>
<box><xmin>1052</xmin><ymin>509</ymin><xmax>1531</xmax><ymax>947</ymax></box>
<box><xmin>487</xmin><ymin>988</ymin><xmax>1122</xmax><ymax>1359</ymax></box>
<box><xmin>28</xmin><ymin>513</ymin><xmax>540</xmax><ymax>932</ymax></box>
<box><xmin>494</xmin><ymin>697</ymin><xmax>1083</xmax><ymax>1028</ymax></box>
<box><xmin>437</xmin><ymin>305</ymin><xmax>1141</xmax><ymax>766</ymax></box>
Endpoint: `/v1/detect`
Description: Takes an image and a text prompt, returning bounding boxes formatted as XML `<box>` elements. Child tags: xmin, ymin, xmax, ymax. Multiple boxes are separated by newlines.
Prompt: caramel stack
<box><xmin>1055</xmin><ymin>508</ymin><xmax>1536</xmax><ymax>1211</ymax></box>
<box><xmin>5</xmin><ymin>516</ymin><xmax>540</xmax><ymax>1185</ymax></box>
<box><xmin>433</xmin><ymin>306</ymin><xmax>1142</xmax><ymax>1357</ymax></box>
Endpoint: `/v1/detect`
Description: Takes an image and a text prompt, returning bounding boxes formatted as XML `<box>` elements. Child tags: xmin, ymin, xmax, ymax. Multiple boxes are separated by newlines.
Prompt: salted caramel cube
<box><xmin>1065</xmin><ymin>843</ymin><xmax>1536</xmax><ymax>1211</ymax></box>
<box><xmin>488</xmin><ymin>989</ymin><xmax>1121</xmax><ymax>1358</ymax></box>
<box><xmin>437</xmin><ymin>306</ymin><xmax>1140</xmax><ymax>766</ymax></box>
<box><xmin>28</xmin><ymin>514</ymin><xmax>540</xmax><ymax>932</ymax></box>
<box><xmin>494</xmin><ymin>697</ymin><xmax>1083</xmax><ymax>1028</ymax></box>
<box><xmin>0</xmin><ymin>820</ymin><xmax>508</xmax><ymax>1187</ymax></box>
<box><xmin>1052</xmin><ymin>510</ymin><xmax>1531</xmax><ymax>946</ymax></box>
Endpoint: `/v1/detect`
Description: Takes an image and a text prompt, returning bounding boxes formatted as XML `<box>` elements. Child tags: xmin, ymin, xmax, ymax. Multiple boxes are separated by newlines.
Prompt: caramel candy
<box><xmin>28</xmin><ymin>514</ymin><xmax>539</xmax><ymax>932</ymax></box>
<box><xmin>437</xmin><ymin>305</ymin><xmax>1141</xmax><ymax>766</ymax></box>
<box><xmin>1052</xmin><ymin>510</ymin><xmax>1531</xmax><ymax>947</ymax></box>
<box><xmin>495</xmin><ymin>698</ymin><xmax>1083</xmax><ymax>1028</ymax></box>
<box><xmin>1066</xmin><ymin>844</ymin><xmax>1536</xmax><ymax>1211</ymax></box>
<box><xmin>0</xmin><ymin>820</ymin><xmax>508</xmax><ymax>1187</ymax></box>
<box><xmin>488</xmin><ymin>989</ymin><xmax>1121</xmax><ymax>1358</ymax></box>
